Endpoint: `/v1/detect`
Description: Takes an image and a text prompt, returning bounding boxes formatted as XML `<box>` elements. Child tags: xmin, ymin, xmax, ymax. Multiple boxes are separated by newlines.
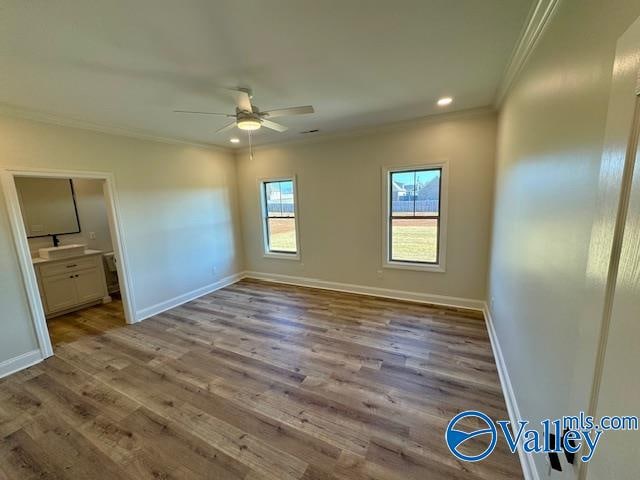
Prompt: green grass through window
<box><xmin>268</xmin><ymin>218</ymin><xmax>297</xmax><ymax>252</ymax></box>
<box><xmin>391</xmin><ymin>219</ymin><xmax>438</xmax><ymax>263</ymax></box>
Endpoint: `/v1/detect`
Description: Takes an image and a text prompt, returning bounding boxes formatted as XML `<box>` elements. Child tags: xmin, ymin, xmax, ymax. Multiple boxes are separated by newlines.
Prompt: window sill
<box><xmin>383</xmin><ymin>261</ymin><xmax>445</xmax><ymax>273</ymax></box>
<box><xmin>263</xmin><ymin>252</ymin><xmax>300</xmax><ymax>261</ymax></box>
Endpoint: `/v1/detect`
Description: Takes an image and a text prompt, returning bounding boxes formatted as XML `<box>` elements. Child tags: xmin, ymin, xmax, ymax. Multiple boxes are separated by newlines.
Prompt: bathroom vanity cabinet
<box><xmin>33</xmin><ymin>250</ymin><xmax>110</xmax><ymax>318</ymax></box>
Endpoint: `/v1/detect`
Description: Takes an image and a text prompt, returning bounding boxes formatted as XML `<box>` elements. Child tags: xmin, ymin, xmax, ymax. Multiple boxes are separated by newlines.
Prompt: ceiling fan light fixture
<box><xmin>237</xmin><ymin>119</ymin><xmax>261</xmax><ymax>131</ymax></box>
<box><xmin>175</xmin><ymin>88</ymin><xmax>313</xmax><ymax>136</ymax></box>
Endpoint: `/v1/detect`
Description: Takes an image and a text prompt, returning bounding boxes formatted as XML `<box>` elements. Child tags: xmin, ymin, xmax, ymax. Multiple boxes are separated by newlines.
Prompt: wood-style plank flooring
<box><xmin>0</xmin><ymin>279</ymin><xmax>522</xmax><ymax>479</ymax></box>
<box><xmin>46</xmin><ymin>294</ymin><xmax>125</xmax><ymax>345</ymax></box>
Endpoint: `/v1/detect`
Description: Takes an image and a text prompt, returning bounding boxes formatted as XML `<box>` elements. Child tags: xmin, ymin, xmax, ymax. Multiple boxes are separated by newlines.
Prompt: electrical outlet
<box><xmin>212</xmin><ymin>266</ymin><xmax>218</xmax><ymax>275</ymax></box>
<box><xmin>377</xmin><ymin>270</ymin><xmax>383</xmax><ymax>277</ymax></box>
<box><xmin>88</xmin><ymin>232</ymin><xmax>96</xmax><ymax>240</ymax></box>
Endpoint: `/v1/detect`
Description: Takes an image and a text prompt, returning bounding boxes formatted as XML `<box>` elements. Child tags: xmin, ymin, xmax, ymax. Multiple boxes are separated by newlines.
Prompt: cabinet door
<box><xmin>42</xmin><ymin>273</ymin><xmax>78</xmax><ymax>313</ymax></box>
<box><xmin>74</xmin><ymin>268</ymin><xmax>105</xmax><ymax>303</ymax></box>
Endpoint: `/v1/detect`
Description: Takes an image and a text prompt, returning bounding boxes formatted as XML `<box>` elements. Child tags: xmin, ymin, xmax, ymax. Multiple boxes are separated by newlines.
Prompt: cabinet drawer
<box><xmin>39</xmin><ymin>256</ymin><xmax>99</xmax><ymax>278</ymax></box>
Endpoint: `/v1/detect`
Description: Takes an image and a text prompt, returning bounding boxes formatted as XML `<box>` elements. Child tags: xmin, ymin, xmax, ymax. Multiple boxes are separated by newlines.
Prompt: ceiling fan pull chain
<box><xmin>249</xmin><ymin>130</ymin><xmax>254</xmax><ymax>161</ymax></box>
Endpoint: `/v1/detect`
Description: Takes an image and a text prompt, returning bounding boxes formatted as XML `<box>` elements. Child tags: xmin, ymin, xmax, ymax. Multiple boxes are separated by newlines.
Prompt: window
<box><xmin>261</xmin><ymin>178</ymin><xmax>299</xmax><ymax>257</ymax></box>
<box><xmin>385</xmin><ymin>165</ymin><xmax>446</xmax><ymax>270</ymax></box>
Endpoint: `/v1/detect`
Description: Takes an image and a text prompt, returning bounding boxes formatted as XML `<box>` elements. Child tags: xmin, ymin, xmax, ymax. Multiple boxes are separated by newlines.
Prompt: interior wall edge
<box><xmin>230</xmin><ymin>154</ymin><xmax>247</xmax><ymax>272</ymax></box>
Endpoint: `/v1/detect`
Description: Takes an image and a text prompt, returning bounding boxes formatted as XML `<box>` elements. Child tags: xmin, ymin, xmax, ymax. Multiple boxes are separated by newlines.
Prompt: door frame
<box><xmin>1</xmin><ymin>167</ymin><xmax>137</xmax><ymax>359</ymax></box>
<box><xmin>578</xmin><ymin>14</ymin><xmax>640</xmax><ymax>480</ymax></box>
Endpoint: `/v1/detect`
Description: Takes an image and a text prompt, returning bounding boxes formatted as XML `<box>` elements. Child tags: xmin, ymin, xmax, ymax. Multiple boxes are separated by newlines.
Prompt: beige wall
<box><xmin>0</xmin><ymin>115</ymin><xmax>243</xmax><ymax>364</ymax></box>
<box><xmin>489</xmin><ymin>0</ymin><xmax>640</xmax><ymax>478</ymax></box>
<box><xmin>237</xmin><ymin>110</ymin><xmax>497</xmax><ymax>302</ymax></box>
<box><xmin>70</xmin><ymin>178</ymin><xmax>114</xmax><ymax>252</ymax></box>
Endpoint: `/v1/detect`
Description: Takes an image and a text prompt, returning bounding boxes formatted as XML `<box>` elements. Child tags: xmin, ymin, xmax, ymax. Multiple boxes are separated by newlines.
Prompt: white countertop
<box><xmin>32</xmin><ymin>249</ymin><xmax>104</xmax><ymax>265</ymax></box>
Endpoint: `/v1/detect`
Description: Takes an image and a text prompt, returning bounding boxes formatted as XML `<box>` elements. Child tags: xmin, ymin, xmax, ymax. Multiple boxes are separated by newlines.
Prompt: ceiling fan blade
<box><xmin>215</xmin><ymin>122</ymin><xmax>237</xmax><ymax>133</ymax></box>
<box><xmin>229</xmin><ymin>89</ymin><xmax>253</xmax><ymax>113</ymax></box>
<box><xmin>174</xmin><ymin>110</ymin><xmax>233</xmax><ymax>116</ymax></box>
<box><xmin>262</xmin><ymin>105</ymin><xmax>314</xmax><ymax>118</ymax></box>
<box><xmin>261</xmin><ymin>119</ymin><xmax>288</xmax><ymax>132</ymax></box>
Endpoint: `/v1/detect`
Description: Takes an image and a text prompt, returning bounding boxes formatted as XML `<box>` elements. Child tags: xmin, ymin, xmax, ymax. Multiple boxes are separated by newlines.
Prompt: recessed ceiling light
<box><xmin>230</xmin><ymin>138</ymin><xmax>240</xmax><ymax>144</ymax></box>
<box><xmin>437</xmin><ymin>97</ymin><xmax>453</xmax><ymax>106</ymax></box>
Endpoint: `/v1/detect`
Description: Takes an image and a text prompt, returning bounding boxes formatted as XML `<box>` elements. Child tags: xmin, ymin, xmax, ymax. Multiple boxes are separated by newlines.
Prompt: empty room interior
<box><xmin>1</xmin><ymin>1</ymin><xmax>639</xmax><ymax>479</ymax></box>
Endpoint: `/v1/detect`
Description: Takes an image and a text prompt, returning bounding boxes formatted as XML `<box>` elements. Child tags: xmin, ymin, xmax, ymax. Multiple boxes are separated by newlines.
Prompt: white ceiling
<box><xmin>0</xmin><ymin>0</ymin><xmax>532</xmax><ymax>147</ymax></box>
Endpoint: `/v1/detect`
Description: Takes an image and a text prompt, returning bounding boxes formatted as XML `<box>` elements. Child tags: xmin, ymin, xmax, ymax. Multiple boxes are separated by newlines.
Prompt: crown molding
<box><xmin>0</xmin><ymin>102</ymin><xmax>494</xmax><ymax>156</ymax></box>
<box><xmin>495</xmin><ymin>0</ymin><xmax>560</xmax><ymax>107</ymax></box>
<box><xmin>0</xmin><ymin>103</ymin><xmax>232</xmax><ymax>153</ymax></box>
<box><xmin>234</xmin><ymin>106</ymin><xmax>497</xmax><ymax>154</ymax></box>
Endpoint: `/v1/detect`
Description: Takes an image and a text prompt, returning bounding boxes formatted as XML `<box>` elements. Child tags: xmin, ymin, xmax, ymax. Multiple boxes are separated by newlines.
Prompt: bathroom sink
<box><xmin>38</xmin><ymin>244</ymin><xmax>86</xmax><ymax>260</ymax></box>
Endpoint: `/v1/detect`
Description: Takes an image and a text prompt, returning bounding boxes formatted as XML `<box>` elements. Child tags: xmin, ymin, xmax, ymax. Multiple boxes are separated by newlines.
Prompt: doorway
<box><xmin>579</xmin><ymin>15</ymin><xmax>640</xmax><ymax>480</ymax></box>
<box><xmin>1</xmin><ymin>168</ymin><xmax>135</xmax><ymax>359</ymax></box>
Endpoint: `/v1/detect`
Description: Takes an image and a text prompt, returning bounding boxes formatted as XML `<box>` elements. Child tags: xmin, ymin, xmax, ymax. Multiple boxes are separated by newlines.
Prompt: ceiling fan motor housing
<box><xmin>236</xmin><ymin>108</ymin><xmax>261</xmax><ymax>120</ymax></box>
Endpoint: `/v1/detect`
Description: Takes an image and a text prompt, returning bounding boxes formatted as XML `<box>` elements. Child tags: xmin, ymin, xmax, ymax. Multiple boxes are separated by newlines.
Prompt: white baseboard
<box><xmin>0</xmin><ymin>349</ymin><xmax>43</xmax><ymax>380</ymax></box>
<box><xmin>483</xmin><ymin>303</ymin><xmax>539</xmax><ymax>480</ymax></box>
<box><xmin>135</xmin><ymin>272</ymin><xmax>244</xmax><ymax>322</ymax></box>
<box><xmin>243</xmin><ymin>271</ymin><xmax>484</xmax><ymax>311</ymax></box>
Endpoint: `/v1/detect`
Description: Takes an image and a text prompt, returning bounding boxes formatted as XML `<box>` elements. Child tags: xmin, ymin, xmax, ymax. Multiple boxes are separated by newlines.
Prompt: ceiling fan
<box><xmin>174</xmin><ymin>88</ymin><xmax>315</xmax><ymax>134</ymax></box>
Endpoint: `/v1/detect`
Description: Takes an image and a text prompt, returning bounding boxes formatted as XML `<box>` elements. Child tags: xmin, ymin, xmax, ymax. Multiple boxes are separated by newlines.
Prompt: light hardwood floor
<box><xmin>46</xmin><ymin>294</ymin><xmax>125</xmax><ymax>345</ymax></box>
<box><xmin>0</xmin><ymin>279</ymin><xmax>522</xmax><ymax>479</ymax></box>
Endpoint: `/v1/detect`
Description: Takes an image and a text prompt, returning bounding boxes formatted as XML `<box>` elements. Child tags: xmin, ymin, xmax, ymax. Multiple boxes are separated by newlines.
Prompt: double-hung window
<box><xmin>385</xmin><ymin>165</ymin><xmax>446</xmax><ymax>271</ymax></box>
<box><xmin>261</xmin><ymin>178</ymin><xmax>299</xmax><ymax>257</ymax></box>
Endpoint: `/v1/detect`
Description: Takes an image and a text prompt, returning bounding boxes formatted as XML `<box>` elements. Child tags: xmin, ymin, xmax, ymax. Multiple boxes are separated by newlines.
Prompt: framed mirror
<box><xmin>15</xmin><ymin>177</ymin><xmax>81</xmax><ymax>238</ymax></box>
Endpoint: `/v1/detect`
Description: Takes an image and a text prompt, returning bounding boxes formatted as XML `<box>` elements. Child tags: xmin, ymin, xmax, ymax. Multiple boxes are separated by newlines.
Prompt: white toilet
<box><xmin>103</xmin><ymin>252</ymin><xmax>120</xmax><ymax>294</ymax></box>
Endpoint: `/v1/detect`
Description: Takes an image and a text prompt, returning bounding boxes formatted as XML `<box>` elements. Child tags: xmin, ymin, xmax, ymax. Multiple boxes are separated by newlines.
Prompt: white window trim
<box><xmin>258</xmin><ymin>176</ymin><xmax>301</xmax><ymax>260</ymax></box>
<box><xmin>381</xmin><ymin>162</ymin><xmax>448</xmax><ymax>273</ymax></box>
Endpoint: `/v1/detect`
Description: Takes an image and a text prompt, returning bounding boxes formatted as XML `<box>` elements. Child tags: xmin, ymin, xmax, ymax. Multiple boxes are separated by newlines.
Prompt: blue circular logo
<box><xmin>445</xmin><ymin>410</ymin><xmax>497</xmax><ymax>462</ymax></box>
